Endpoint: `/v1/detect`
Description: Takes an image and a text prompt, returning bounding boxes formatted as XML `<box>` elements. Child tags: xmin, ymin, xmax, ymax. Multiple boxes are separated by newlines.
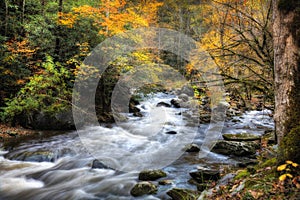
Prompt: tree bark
<box><xmin>55</xmin><ymin>0</ymin><xmax>63</xmax><ymax>59</ymax></box>
<box><xmin>273</xmin><ymin>0</ymin><xmax>300</xmax><ymax>162</ymax></box>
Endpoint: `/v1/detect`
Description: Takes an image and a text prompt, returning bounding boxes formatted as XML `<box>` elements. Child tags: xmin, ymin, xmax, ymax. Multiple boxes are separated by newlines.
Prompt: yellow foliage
<box><xmin>277</xmin><ymin>164</ymin><xmax>288</xmax><ymax>171</ymax></box>
<box><xmin>58</xmin><ymin>0</ymin><xmax>163</xmax><ymax>37</ymax></box>
<box><xmin>58</xmin><ymin>12</ymin><xmax>77</xmax><ymax>28</ymax></box>
<box><xmin>279</xmin><ymin>173</ymin><xmax>293</xmax><ymax>181</ymax></box>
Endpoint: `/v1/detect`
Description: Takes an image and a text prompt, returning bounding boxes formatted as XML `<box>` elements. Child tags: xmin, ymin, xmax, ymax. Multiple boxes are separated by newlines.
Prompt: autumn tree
<box><xmin>199</xmin><ymin>0</ymin><xmax>273</xmax><ymax>106</ymax></box>
<box><xmin>273</xmin><ymin>0</ymin><xmax>300</xmax><ymax>162</ymax></box>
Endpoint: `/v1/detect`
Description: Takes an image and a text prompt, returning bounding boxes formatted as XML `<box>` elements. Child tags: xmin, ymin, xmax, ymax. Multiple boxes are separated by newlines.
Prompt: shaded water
<box><xmin>0</xmin><ymin>93</ymin><xmax>274</xmax><ymax>200</ymax></box>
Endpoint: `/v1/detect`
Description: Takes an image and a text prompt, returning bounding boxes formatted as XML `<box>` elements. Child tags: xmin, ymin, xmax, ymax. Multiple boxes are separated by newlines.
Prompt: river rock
<box><xmin>222</xmin><ymin>133</ymin><xmax>261</xmax><ymax>142</ymax></box>
<box><xmin>185</xmin><ymin>144</ymin><xmax>200</xmax><ymax>152</ymax></box>
<box><xmin>139</xmin><ymin>169</ymin><xmax>167</xmax><ymax>181</ymax></box>
<box><xmin>129</xmin><ymin>99</ymin><xmax>143</xmax><ymax>117</ymax></box>
<box><xmin>130</xmin><ymin>181</ymin><xmax>157</xmax><ymax>197</ymax></box>
<box><xmin>156</xmin><ymin>102</ymin><xmax>171</xmax><ymax>107</ymax></box>
<box><xmin>170</xmin><ymin>99</ymin><xmax>181</xmax><ymax>108</ymax></box>
<box><xmin>167</xmin><ymin>188</ymin><xmax>200</xmax><ymax>200</ymax></box>
<box><xmin>200</xmin><ymin>114</ymin><xmax>211</xmax><ymax>123</ymax></box>
<box><xmin>189</xmin><ymin>168</ymin><xmax>220</xmax><ymax>183</ymax></box>
<box><xmin>91</xmin><ymin>159</ymin><xmax>112</xmax><ymax>169</ymax></box>
<box><xmin>212</xmin><ymin>140</ymin><xmax>260</xmax><ymax>157</ymax></box>
<box><xmin>165</xmin><ymin>131</ymin><xmax>177</xmax><ymax>135</ymax></box>
<box><xmin>179</xmin><ymin>85</ymin><xmax>194</xmax><ymax>96</ymax></box>
<box><xmin>5</xmin><ymin>150</ymin><xmax>55</xmax><ymax>162</ymax></box>
<box><xmin>178</xmin><ymin>94</ymin><xmax>189</xmax><ymax>102</ymax></box>
<box><xmin>158</xmin><ymin>179</ymin><xmax>173</xmax><ymax>185</ymax></box>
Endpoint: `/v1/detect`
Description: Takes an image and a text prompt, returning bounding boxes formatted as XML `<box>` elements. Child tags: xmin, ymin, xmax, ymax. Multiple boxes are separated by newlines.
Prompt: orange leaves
<box><xmin>57</xmin><ymin>0</ymin><xmax>162</xmax><ymax>37</ymax></box>
<box><xmin>6</xmin><ymin>39</ymin><xmax>36</xmax><ymax>56</ymax></box>
<box><xmin>58</xmin><ymin>12</ymin><xmax>78</xmax><ymax>28</ymax></box>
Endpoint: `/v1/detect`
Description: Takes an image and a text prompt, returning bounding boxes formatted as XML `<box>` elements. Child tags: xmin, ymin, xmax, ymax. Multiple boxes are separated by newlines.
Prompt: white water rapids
<box><xmin>0</xmin><ymin>93</ymin><xmax>274</xmax><ymax>200</ymax></box>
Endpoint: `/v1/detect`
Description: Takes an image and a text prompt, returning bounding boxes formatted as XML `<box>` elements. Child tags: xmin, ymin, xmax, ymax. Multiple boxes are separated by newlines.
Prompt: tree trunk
<box><xmin>55</xmin><ymin>0</ymin><xmax>63</xmax><ymax>59</ymax></box>
<box><xmin>273</xmin><ymin>0</ymin><xmax>300</xmax><ymax>162</ymax></box>
<box><xmin>4</xmin><ymin>0</ymin><xmax>8</xmax><ymax>36</ymax></box>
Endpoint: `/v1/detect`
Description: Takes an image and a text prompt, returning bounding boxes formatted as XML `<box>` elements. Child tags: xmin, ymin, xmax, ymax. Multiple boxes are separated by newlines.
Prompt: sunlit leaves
<box><xmin>58</xmin><ymin>0</ymin><xmax>162</xmax><ymax>37</ymax></box>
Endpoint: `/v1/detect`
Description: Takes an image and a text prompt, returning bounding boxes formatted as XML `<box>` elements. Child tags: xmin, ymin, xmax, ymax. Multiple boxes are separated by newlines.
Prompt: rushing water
<box><xmin>0</xmin><ymin>93</ymin><xmax>274</xmax><ymax>200</ymax></box>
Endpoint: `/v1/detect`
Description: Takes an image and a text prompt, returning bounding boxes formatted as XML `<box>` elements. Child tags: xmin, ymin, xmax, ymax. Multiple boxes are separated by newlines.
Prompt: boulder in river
<box><xmin>222</xmin><ymin>133</ymin><xmax>261</xmax><ymax>142</ymax></box>
<box><xmin>185</xmin><ymin>144</ymin><xmax>200</xmax><ymax>152</ymax></box>
<box><xmin>130</xmin><ymin>181</ymin><xmax>157</xmax><ymax>197</ymax></box>
<box><xmin>170</xmin><ymin>99</ymin><xmax>181</xmax><ymax>108</ymax></box>
<box><xmin>91</xmin><ymin>159</ymin><xmax>112</xmax><ymax>169</ymax></box>
<box><xmin>156</xmin><ymin>102</ymin><xmax>171</xmax><ymax>107</ymax></box>
<box><xmin>158</xmin><ymin>179</ymin><xmax>173</xmax><ymax>185</ymax></box>
<box><xmin>18</xmin><ymin>110</ymin><xmax>75</xmax><ymax>130</ymax></box>
<box><xmin>178</xmin><ymin>94</ymin><xmax>189</xmax><ymax>102</ymax></box>
<box><xmin>189</xmin><ymin>168</ymin><xmax>220</xmax><ymax>183</ymax></box>
<box><xmin>165</xmin><ymin>131</ymin><xmax>177</xmax><ymax>135</ymax></box>
<box><xmin>139</xmin><ymin>169</ymin><xmax>167</xmax><ymax>181</ymax></box>
<box><xmin>212</xmin><ymin>140</ymin><xmax>260</xmax><ymax>157</ymax></box>
<box><xmin>167</xmin><ymin>188</ymin><xmax>200</xmax><ymax>200</ymax></box>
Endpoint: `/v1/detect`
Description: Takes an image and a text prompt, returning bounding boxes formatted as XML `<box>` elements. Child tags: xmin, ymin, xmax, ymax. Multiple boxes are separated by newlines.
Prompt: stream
<box><xmin>0</xmin><ymin>93</ymin><xmax>274</xmax><ymax>200</ymax></box>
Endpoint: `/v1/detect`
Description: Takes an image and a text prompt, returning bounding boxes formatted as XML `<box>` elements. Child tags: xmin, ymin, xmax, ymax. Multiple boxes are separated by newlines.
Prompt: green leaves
<box><xmin>1</xmin><ymin>55</ymin><xmax>72</xmax><ymax>122</ymax></box>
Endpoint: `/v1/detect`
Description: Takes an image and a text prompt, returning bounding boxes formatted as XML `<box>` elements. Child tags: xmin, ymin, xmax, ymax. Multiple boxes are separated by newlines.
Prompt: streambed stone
<box><xmin>130</xmin><ymin>181</ymin><xmax>157</xmax><ymax>197</ymax></box>
<box><xmin>167</xmin><ymin>188</ymin><xmax>200</xmax><ymax>200</ymax></box>
<box><xmin>138</xmin><ymin>169</ymin><xmax>167</xmax><ymax>181</ymax></box>
<box><xmin>189</xmin><ymin>168</ymin><xmax>220</xmax><ymax>183</ymax></box>
<box><xmin>212</xmin><ymin>140</ymin><xmax>260</xmax><ymax>157</ymax></box>
<box><xmin>222</xmin><ymin>133</ymin><xmax>261</xmax><ymax>142</ymax></box>
<box><xmin>156</xmin><ymin>102</ymin><xmax>171</xmax><ymax>107</ymax></box>
<box><xmin>185</xmin><ymin>144</ymin><xmax>200</xmax><ymax>152</ymax></box>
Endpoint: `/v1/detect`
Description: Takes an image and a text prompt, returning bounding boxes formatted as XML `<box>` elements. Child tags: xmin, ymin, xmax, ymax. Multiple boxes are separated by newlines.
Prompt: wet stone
<box><xmin>130</xmin><ymin>181</ymin><xmax>157</xmax><ymax>197</ymax></box>
<box><xmin>167</xmin><ymin>188</ymin><xmax>200</xmax><ymax>200</ymax></box>
<box><xmin>139</xmin><ymin>169</ymin><xmax>167</xmax><ymax>181</ymax></box>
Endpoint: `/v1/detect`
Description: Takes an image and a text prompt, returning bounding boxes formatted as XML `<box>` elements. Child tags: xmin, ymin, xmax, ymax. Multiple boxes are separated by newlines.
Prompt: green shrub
<box><xmin>1</xmin><ymin>55</ymin><xmax>72</xmax><ymax>122</ymax></box>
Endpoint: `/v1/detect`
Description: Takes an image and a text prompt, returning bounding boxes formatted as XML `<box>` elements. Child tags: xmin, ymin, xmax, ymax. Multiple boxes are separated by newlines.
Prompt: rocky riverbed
<box><xmin>0</xmin><ymin>91</ymin><xmax>275</xmax><ymax>200</ymax></box>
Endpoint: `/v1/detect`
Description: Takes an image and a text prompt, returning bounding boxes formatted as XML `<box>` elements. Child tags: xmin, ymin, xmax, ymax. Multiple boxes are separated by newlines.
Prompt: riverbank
<box><xmin>0</xmin><ymin>123</ymin><xmax>68</xmax><ymax>150</ymax></box>
<box><xmin>0</xmin><ymin>123</ymin><xmax>36</xmax><ymax>141</ymax></box>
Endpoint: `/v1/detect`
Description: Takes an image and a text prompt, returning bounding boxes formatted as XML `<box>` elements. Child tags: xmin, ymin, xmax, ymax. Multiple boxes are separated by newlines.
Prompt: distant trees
<box><xmin>0</xmin><ymin>0</ymin><xmax>164</xmax><ymax>124</ymax></box>
<box><xmin>199</xmin><ymin>0</ymin><xmax>274</xmax><ymax>104</ymax></box>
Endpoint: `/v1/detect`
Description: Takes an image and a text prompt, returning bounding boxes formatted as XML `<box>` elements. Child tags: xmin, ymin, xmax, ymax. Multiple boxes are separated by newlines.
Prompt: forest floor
<box><xmin>0</xmin><ymin>123</ymin><xmax>36</xmax><ymax>141</ymax></box>
<box><xmin>202</xmin><ymin>137</ymin><xmax>300</xmax><ymax>200</ymax></box>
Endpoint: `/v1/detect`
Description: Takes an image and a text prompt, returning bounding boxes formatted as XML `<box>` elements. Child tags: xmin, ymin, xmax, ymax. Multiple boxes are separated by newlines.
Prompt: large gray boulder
<box><xmin>18</xmin><ymin>110</ymin><xmax>75</xmax><ymax>130</ymax></box>
<box><xmin>212</xmin><ymin>140</ymin><xmax>260</xmax><ymax>157</ymax></box>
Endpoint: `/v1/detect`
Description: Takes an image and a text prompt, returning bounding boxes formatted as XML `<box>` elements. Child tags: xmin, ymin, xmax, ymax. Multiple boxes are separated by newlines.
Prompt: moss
<box><xmin>261</xmin><ymin>158</ymin><xmax>277</xmax><ymax>168</ymax></box>
<box><xmin>242</xmin><ymin>192</ymin><xmax>255</xmax><ymax>200</ymax></box>
<box><xmin>234</xmin><ymin>169</ymin><xmax>250</xmax><ymax>180</ymax></box>
<box><xmin>280</xmin><ymin>126</ymin><xmax>300</xmax><ymax>162</ymax></box>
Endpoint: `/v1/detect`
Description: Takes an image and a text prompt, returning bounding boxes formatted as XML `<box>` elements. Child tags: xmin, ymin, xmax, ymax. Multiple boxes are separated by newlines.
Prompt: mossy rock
<box><xmin>139</xmin><ymin>169</ymin><xmax>167</xmax><ymax>181</ymax></box>
<box><xmin>189</xmin><ymin>169</ymin><xmax>220</xmax><ymax>183</ymax></box>
<box><xmin>223</xmin><ymin>133</ymin><xmax>261</xmax><ymax>142</ymax></box>
<box><xmin>167</xmin><ymin>188</ymin><xmax>200</xmax><ymax>200</ymax></box>
<box><xmin>212</xmin><ymin>140</ymin><xmax>260</xmax><ymax>157</ymax></box>
<box><xmin>130</xmin><ymin>181</ymin><xmax>157</xmax><ymax>197</ymax></box>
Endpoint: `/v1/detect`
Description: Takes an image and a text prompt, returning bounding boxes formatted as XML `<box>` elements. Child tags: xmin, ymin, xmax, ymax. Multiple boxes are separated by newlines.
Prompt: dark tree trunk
<box><xmin>54</xmin><ymin>0</ymin><xmax>63</xmax><ymax>59</ymax></box>
<box><xmin>273</xmin><ymin>0</ymin><xmax>300</xmax><ymax>162</ymax></box>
